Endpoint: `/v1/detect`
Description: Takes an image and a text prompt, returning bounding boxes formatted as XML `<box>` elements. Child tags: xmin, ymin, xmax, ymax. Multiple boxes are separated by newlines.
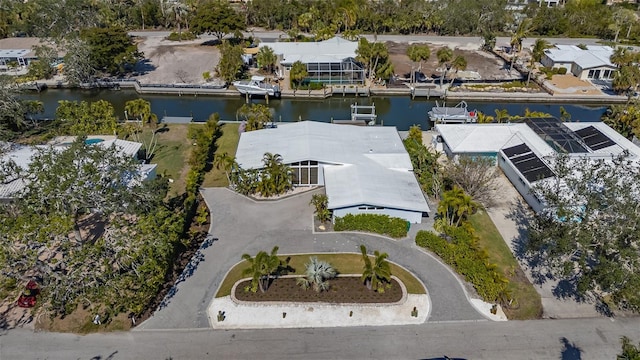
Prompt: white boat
<box><xmin>428</xmin><ymin>101</ymin><xmax>478</xmax><ymax>124</ymax></box>
<box><xmin>232</xmin><ymin>75</ymin><xmax>281</xmax><ymax>97</ymax></box>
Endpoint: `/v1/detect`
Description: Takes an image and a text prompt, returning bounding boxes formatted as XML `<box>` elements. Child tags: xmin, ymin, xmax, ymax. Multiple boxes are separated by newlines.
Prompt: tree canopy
<box><xmin>80</xmin><ymin>27</ymin><xmax>143</xmax><ymax>75</ymax></box>
<box><xmin>527</xmin><ymin>154</ymin><xmax>640</xmax><ymax>313</ymax></box>
<box><xmin>190</xmin><ymin>0</ymin><xmax>245</xmax><ymax>40</ymax></box>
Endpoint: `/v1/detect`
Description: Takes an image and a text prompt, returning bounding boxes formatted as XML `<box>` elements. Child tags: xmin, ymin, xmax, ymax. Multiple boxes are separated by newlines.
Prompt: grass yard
<box><xmin>469</xmin><ymin>210</ymin><xmax>543</xmax><ymax>320</ymax></box>
<box><xmin>216</xmin><ymin>253</ymin><xmax>426</xmax><ymax>298</ymax></box>
<box><xmin>202</xmin><ymin>123</ymin><xmax>240</xmax><ymax>187</ymax></box>
<box><xmin>142</xmin><ymin>124</ymin><xmax>193</xmax><ymax>196</ymax></box>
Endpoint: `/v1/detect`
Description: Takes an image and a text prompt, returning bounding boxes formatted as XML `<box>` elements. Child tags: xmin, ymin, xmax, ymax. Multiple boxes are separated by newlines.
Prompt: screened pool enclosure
<box><xmin>299</xmin><ymin>57</ymin><xmax>365</xmax><ymax>85</ymax></box>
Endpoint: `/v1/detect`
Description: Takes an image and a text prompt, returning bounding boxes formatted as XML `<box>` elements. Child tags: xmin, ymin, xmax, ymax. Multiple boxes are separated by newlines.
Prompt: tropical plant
<box><xmin>237</xmin><ymin>103</ymin><xmax>272</xmax><ymax>131</ymax></box>
<box><xmin>258</xmin><ymin>152</ymin><xmax>293</xmax><ymax>197</ymax></box>
<box><xmin>407</xmin><ymin>44</ymin><xmax>431</xmax><ymax>73</ymax></box>
<box><xmin>618</xmin><ymin>336</ymin><xmax>640</xmax><ymax>360</ymax></box>
<box><xmin>190</xmin><ymin>0</ymin><xmax>246</xmax><ymax>41</ymax></box>
<box><xmin>241</xmin><ymin>246</ymin><xmax>282</xmax><ymax>293</ymax></box>
<box><xmin>360</xmin><ymin>245</ymin><xmax>391</xmax><ymax>292</ymax></box>
<box><xmin>407</xmin><ymin>124</ymin><xmax>423</xmax><ymax>145</ymax></box>
<box><xmin>256</xmin><ymin>46</ymin><xmax>277</xmax><ymax>74</ymax></box>
<box><xmin>527</xmin><ymin>39</ymin><xmax>551</xmax><ymax>85</ymax></box>
<box><xmin>213</xmin><ymin>152</ymin><xmax>237</xmax><ymax>186</ymax></box>
<box><xmin>448</xmin><ymin>55</ymin><xmax>467</xmax><ymax>86</ymax></box>
<box><xmin>310</xmin><ymin>193</ymin><xmax>331</xmax><ymax>223</ymax></box>
<box><xmin>216</xmin><ymin>42</ymin><xmax>245</xmax><ymax>84</ymax></box>
<box><xmin>436</xmin><ymin>47</ymin><xmax>453</xmax><ymax>87</ymax></box>
<box><xmin>435</xmin><ymin>186</ymin><xmax>478</xmax><ymax>230</ymax></box>
<box><xmin>290</xmin><ymin>61</ymin><xmax>308</xmax><ymax>89</ymax></box>
<box><xmin>124</xmin><ymin>99</ymin><xmax>157</xmax><ymax>124</ymax></box>
<box><xmin>356</xmin><ymin>38</ymin><xmax>393</xmax><ymax>81</ymax></box>
<box><xmin>444</xmin><ymin>155</ymin><xmax>498</xmax><ymax>207</ymax></box>
<box><xmin>297</xmin><ymin>256</ymin><xmax>337</xmax><ymax>292</ymax></box>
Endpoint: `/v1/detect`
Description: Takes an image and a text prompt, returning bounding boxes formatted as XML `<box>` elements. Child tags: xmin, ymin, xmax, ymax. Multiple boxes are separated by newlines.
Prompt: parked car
<box><xmin>17</xmin><ymin>280</ymin><xmax>39</xmax><ymax>308</ymax></box>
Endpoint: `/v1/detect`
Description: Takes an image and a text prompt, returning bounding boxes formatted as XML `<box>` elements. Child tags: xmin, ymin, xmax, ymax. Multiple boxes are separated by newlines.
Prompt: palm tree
<box><xmin>617</xmin><ymin>336</ymin><xmax>640</xmax><ymax>360</ymax></box>
<box><xmin>213</xmin><ymin>152</ymin><xmax>237</xmax><ymax>186</ymax></box>
<box><xmin>241</xmin><ymin>246</ymin><xmax>282</xmax><ymax>293</ymax></box>
<box><xmin>360</xmin><ymin>245</ymin><xmax>392</xmax><ymax>292</ymax></box>
<box><xmin>256</xmin><ymin>46</ymin><xmax>277</xmax><ymax>75</ymax></box>
<box><xmin>124</xmin><ymin>99</ymin><xmax>155</xmax><ymax>124</ymax></box>
<box><xmin>510</xmin><ymin>19</ymin><xmax>531</xmax><ymax>72</ymax></box>
<box><xmin>494</xmin><ymin>108</ymin><xmax>510</xmax><ymax>123</ymax></box>
<box><xmin>407</xmin><ymin>44</ymin><xmax>431</xmax><ymax>80</ymax></box>
<box><xmin>527</xmin><ymin>39</ymin><xmax>551</xmax><ymax>86</ymax></box>
<box><xmin>297</xmin><ymin>257</ymin><xmax>337</xmax><ymax>292</ymax></box>
<box><xmin>290</xmin><ymin>61</ymin><xmax>308</xmax><ymax>90</ymax></box>
<box><xmin>437</xmin><ymin>186</ymin><xmax>478</xmax><ymax>227</ymax></box>
<box><xmin>436</xmin><ymin>47</ymin><xmax>453</xmax><ymax>87</ymax></box>
<box><xmin>448</xmin><ymin>55</ymin><xmax>467</xmax><ymax>87</ymax></box>
<box><xmin>167</xmin><ymin>0</ymin><xmax>189</xmax><ymax>40</ymax></box>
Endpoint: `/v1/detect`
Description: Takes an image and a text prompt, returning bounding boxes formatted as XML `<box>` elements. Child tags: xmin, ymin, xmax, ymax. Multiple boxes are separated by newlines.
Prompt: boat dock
<box><xmin>428</xmin><ymin>101</ymin><xmax>478</xmax><ymax>124</ymax></box>
<box><xmin>332</xmin><ymin>103</ymin><xmax>378</xmax><ymax>126</ymax></box>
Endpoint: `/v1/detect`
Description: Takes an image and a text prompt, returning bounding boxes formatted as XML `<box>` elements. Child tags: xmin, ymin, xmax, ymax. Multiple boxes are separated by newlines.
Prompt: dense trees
<box><xmin>601</xmin><ymin>102</ymin><xmax>640</xmax><ymax>140</ymax></box>
<box><xmin>527</xmin><ymin>155</ymin><xmax>640</xmax><ymax>313</ymax></box>
<box><xmin>355</xmin><ymin>38</ymin><xmax>394</xmax><ymax>81</ymax></box>
<box><xmin>55</xmin><ymin>100</ymin><xmax>118</xmax><ymax>134</ymax></box>
<box><xmin>0</xmin><ymin>137</ymin><xmax>172</xmax><ymax>316</ymax></box>
<box><xmin>80</xmin><ymin>27</ymin><xmax>143</xmax><ymax>75</ymax></box>
<box><xmin>216</xmin><ymin>42</ymin><xmax>244</xmax><ymax>84</ymax></box>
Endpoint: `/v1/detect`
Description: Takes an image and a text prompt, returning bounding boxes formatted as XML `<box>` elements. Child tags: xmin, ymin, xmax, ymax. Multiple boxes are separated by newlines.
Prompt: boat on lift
<box><xmin>428</xmin><ymin>101</ymin><xmax>478</xmax><ymax>124</ymax></box>
<box><xmin>232</xmin><ymin>75</ymin><xmax>281</xmax><ymax>97</ymax></box>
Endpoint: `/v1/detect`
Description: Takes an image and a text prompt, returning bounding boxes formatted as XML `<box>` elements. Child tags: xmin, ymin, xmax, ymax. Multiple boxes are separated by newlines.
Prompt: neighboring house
<box><xmin>0</xmin><ymin>137</ymin><xmax>157</xmax><ymax>201</ymax></box>
<box><xmin>235</xmin><ymin>121</ymin><xmax>430</xmax><ymax>223</ymax></box>
<box><xmin>258</xmin><ymin>37</ymin><xmax>365</xmax><ymax>85</ymax></box>
<box><xmin>540</xmin><ymin>45</ymin><xmax>617</xmax><ymax>81</ymax></box>
<box><xmin>434</xmin><ymin>118</ymin><xmax>640</xmax><ymax>213</ymax></box>
<box><xmin>0</xmin><ymin>37</ymin><xmax>62</xmax><ymax>69</ymax></box>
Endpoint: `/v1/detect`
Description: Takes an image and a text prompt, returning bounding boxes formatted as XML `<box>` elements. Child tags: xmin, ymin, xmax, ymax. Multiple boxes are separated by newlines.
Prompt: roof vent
<box><xmin>369</xmin><ymin>149</ymin><xmax>373</xmax><ymax>153</ymax></box>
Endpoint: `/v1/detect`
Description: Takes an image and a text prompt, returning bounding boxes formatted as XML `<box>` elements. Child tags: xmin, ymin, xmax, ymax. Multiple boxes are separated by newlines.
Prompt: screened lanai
<box><xmin>303</xmin><ymin>57</ymin><xmax>364</xmax><ymax>85</ymax></box>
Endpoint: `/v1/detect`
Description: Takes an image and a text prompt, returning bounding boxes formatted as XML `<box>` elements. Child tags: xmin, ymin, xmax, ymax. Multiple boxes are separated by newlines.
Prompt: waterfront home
<box><xmin>257</xmin><ymin>37</ymin><xmax>365</xmax><ymax>85</ymax></box>
<box><xmin>540</xmin><ymin>45</ymin><xmax>617</xmax><ymax>81</ymax></box>
<box><xmin>235</xmin><ymin>121</ymin><xmax>430</xmax><ymax>223</ymax></box>
<box><xmin>433</xmin><ymin>118</ymin><xmax>640</xmax><ymax>212</ymax></box>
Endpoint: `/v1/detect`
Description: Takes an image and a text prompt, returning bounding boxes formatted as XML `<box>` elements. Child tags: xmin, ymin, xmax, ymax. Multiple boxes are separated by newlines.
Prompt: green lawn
<box><xmin>469</xmin><ymin>210</ymin><xmax>543</xmax><ymax>320</ymax></box>
<box><xmin>145</xmin><ymin>124</ymin><xmax>192</xmax><ymax>195</ymax></box>
<box><xmin>202</xmin><ymin>123</ymin><xmax>240</xmax><ymax>187</ymax></box>
<box><xmin>216</xmin><ymin>253</ymin><xmax>426</xmax><ymax>298</ymax></box>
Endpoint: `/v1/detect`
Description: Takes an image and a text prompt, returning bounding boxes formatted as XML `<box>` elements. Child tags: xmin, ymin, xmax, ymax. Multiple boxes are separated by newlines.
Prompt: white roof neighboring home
<box><xmin>235</xmin><ymin>121</ymin><xmax>429</xmax><ymax>214</ymax></box>
<box><xmin>0</xmin><ymin>138</ymin><xmax>154</xmax><ymax>200</ymax></box>
<box><xmin>543</xmin><ymin>45</ymin><xmax>615</xmax><ymax>70</ymax></box>
<box><xmin>258</xmin><ymin>37</ymin><xmax>359</xmax><ymax>65</ymax></box>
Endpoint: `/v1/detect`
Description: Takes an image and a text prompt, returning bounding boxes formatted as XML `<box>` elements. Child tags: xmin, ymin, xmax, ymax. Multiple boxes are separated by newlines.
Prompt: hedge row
<box><xmin>334</xmin><ymin>213</ymin><xmax>408</xmax><ymax>239</ymax></box>
<box><xmin>415</xmin><ymin>227</ymin><xmax>508</xmax><ymax>302</ymax></box>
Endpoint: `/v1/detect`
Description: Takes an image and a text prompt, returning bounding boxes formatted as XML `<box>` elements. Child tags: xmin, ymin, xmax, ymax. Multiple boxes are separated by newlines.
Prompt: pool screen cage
<box><xmin>303</xmin><ymin>57</ymin><xmax>365</xmax><ymax>85</ymax></box>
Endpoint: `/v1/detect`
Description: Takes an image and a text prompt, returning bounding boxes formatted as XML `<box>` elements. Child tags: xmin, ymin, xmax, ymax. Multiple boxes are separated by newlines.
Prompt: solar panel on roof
<box><xmin>502</xmin><ymin>144</ymin><xmax>530</xmax><ymax>157</ymax></box>
<box><xmin>574</xmin><ymin>126</ymin><xmax>616</xmax><ymax>151</ymax></box>
<box><xmin>524</xmin><ymin>117</ymin><xmax>589</xmax><ymax>153</ymax></box>
<box><xmin>503</xmin><ymin>142</ymin><xmax>555</xmax><ymax>182</ymax></box>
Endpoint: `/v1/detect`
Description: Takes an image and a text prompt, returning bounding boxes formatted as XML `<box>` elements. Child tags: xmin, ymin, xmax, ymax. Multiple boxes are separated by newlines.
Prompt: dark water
<box><xmin>22</xmin><ymin>89</ymin><xmax>608</xmax><ymax>131</ymax></box>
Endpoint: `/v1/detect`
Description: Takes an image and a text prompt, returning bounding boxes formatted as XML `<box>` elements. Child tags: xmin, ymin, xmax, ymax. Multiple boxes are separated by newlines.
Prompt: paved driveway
<box><xmin>138</xmin><ymin>188</ymin><xmax>484</xmax><ymax>329</ymax></box>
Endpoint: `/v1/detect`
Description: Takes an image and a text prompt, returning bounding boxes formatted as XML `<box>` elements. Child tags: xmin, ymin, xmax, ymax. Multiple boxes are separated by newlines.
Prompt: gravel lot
<box><xmin>134</xmin><ymin>35</ymin><xmax>223</xmax><ymax>85</ymax></box>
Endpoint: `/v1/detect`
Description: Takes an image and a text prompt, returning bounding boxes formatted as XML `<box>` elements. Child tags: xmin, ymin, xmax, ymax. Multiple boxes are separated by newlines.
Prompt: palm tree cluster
<box><xmin>242</xmin><ymin>246</ymin><xmax>282</xmax><ymax>293</ymax></box>
<box><xmin>435</xmin><ymin>186</ymin><xmax>478</xmax><ymax>231</ymax></box>
<box><xmin>230</xmin><ymin>152</ymin><xmax>293</xmax><ymax>198</ymax></box>
<box><xmin>297</xmin><ymin>257</ymin><xmax>337</xmax><ymax>292</ymax></box>
<box><xmin>310</xmin><ymin>193</ymin><xmax>331</xmax><ymax>223</ymax></box>
<box><xmin>360</xmin><ymin>245</ymin><xmax>391</xmax><ymax>293</ymax></box>
<box><xmin>610</xmin><ymin>47</ymin><xmax>640</xmax><ymax>97</ymax></box>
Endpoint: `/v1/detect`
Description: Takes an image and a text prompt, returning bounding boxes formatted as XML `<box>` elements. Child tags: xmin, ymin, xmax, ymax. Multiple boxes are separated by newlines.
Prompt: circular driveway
<box><xmin>137</xmin><ymin>188</ymin><xmax>485</xmax><ymax>330</ymax></box>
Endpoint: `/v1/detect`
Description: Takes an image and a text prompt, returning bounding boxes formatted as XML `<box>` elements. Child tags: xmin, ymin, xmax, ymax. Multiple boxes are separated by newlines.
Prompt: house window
<box><xmin>588</xmin><ymin>70</ymin><xmax>595</xmax><ymax>78</ymax></box>
<box><xmin>288</xmin><ymin>160</ymin><xmax>320</xmax><ymax>186</ymax></box>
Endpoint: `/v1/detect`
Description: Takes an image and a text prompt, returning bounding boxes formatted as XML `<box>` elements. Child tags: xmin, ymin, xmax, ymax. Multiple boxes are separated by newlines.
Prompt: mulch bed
<box><xmin>234</xmin><ymin>277</ymin><xmax>403</xmax><ymax>303</ymax></box>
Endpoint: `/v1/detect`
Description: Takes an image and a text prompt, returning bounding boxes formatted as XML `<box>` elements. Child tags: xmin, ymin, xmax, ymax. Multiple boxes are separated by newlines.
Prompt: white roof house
<box><xmin>435</xmin><ymin>119</ymin><xmax>640</xmax><ymax>212</ymax></box>
<box><xmin>235</xmin><ymin>121</ymin><xmax>430</xmax><ymax>223</ymax></box>
<box><xmin>0</xmin><ymin>138</ymin><xmax>156</xmax><ymax>201</ymax></box>
<box><xmin>540</xmin><ymin>45</ymin><xmax>617</xmax><ymax>80</ymax></box>
<box><xmin>258</xmin><ymin>37</ymin><xmax>359</xmax><ymax>66</ymax></box>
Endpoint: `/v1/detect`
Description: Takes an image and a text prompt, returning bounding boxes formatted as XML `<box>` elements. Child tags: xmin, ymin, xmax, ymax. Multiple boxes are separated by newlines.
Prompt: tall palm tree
<box><xmin>449</xmin><ymin>55</ymin><xmax>467</xmax><ymax>87</ymax></box>
<box><xmin>256</xmin><ymin>46</ymin><xmax>277</xmax><ymax>75</ymax></box>
<box><xmin>297</xmin><ymin>257</ymin><xmax>337</xmax><ymax>292</ymax></box>
<box><xmin>241</xmin><ymin>246</ymin><xmax>281</xmax><ymax>293</ymax></box>
<box><xmin>213</xmin><ymin>152</ymin><xmax>237</xmax><ymax>186</ymax></box>
<box><xmin>437</xmin><ymin>186</ymin><xmax>478</xmax><ymax>227</ymax></box>
<box><xmin>510</xmin><ymin>19</ymin><xmax>531</xmax><ymax>72</ymax></box>
<box><xmin>494</xmin><ymin>108</ymin><xmax>510</xmax><ymax>123</ymax></box>
<box><xmin>167</xmin><ymin>0</ymin><xmax>189</xmax><ymax>40</ymax></box>
<box><xmin>407</xmin><ymin>44</ymin><xmax>431</xmax><ymax>79</ymax></box>
<box><xmin>360</xmin><ymin>245</ymin><xmax>392</xmax><ymax>292</ymax></box>
<box><xmin>527</xmin><ymin>39</ymin><xmax>551</xmax><ymax>86</ymax></box>
<box><xmin>124</xmin><ymin>99</ymin><xmax>155</xmax><ymax>123</ymax></box>
<box><xmin>436</xmin><ymin>47</ymin><xmax>453</xmax><ymax>87</ymax></box>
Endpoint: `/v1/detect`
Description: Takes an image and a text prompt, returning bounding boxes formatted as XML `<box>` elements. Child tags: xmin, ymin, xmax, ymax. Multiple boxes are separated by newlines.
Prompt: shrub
<box><xmin>557</xmin><ymin>67</ymin><xmax>567</xmax><ymax>75</ymax></box>
<box><xmin>334</xmin><ymin>214</ymin><xmax>408</xmax><ymax>238</ymax></box>
<box><xmin>415</xmin><ymin>227</ymin><xmax>509</xmax><ymax>302</ymax></box>
<box><xmin>166</xmin><ymin>32</ymin><xmax>197</xmax><ymax>41</ymax></box>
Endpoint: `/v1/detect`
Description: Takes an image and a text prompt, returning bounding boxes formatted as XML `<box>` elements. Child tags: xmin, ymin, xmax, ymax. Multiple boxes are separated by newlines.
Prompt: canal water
<box><xmin>22</xmin><ymin>89</ymin><xmax>609</xmax><ymax>131</ymax></box>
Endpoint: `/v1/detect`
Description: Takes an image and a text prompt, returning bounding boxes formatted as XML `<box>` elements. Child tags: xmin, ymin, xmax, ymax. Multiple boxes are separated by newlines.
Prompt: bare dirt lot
<box><xmin>386</xmin><ymin>42</ymin><xmax>513</xmax><ymax>81</ymax></box>
<box><xmin>134</xmin><ymin>36</ymin><xmax>223</xmax><ymax>85</ymax></box>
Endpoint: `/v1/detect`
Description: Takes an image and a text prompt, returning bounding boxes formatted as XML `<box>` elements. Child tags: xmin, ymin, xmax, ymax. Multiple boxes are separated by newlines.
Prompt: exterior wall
<box><xmin>332</xmin><ymin>205</ymin><xmax>423</xmax><ymax>224</ymax></box>
<box><xmin>498</xmin><ymin>153</ymin><xmax>545</xmax><ymax>213</ymax></box>
<box><xmin>540</xmin><ymin>55</ymin><xmax>572</xmax><ymax>71</ymax></box>
<box><xmin>576</xmin><ymin>66</ymin><xmax>617</xmax><ymax>81</ymax></box>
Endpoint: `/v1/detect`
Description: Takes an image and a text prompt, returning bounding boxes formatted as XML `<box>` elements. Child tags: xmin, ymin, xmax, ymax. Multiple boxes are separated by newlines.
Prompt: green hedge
<box><xmin>166</xmin><ymin>31</ymin><xmax>197</xmax><ymax>41</ymax></box>
<box><xmin>334</xmin><ymin>213</ymin><xmax>408</xmax><ymax>238</ymax></box>
<box><xmin>415</xmin><ymin>227</ymin><xmax>508</xmax><ymax>302</ymax></box>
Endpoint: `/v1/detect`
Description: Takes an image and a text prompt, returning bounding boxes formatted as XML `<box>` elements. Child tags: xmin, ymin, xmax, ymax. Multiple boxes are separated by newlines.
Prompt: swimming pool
<box><xmin>85</xmin><ymin>138</ymin><xmax>105</xmax><ymax>145</ymax></box>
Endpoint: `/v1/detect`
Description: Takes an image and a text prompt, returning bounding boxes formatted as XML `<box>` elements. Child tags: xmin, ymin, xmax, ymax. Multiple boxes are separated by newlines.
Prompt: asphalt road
<box><xmin>1</xmin><ymin>317</ymin><xmax>639</xmax><ymax>359</ymax></box>
<box><xmin>129</xmin><ymin>30</ymin><xmax>605</xmax><ymax>50</ymax></box>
